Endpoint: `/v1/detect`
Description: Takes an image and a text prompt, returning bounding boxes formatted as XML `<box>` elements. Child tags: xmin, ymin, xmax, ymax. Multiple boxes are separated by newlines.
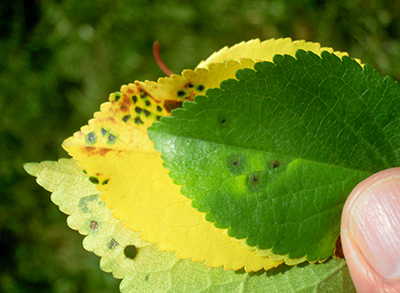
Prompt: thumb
<box><xmin>341</xmin><ymin>168</ymin><xmax>400</xmax><ymax>292</ymax></box>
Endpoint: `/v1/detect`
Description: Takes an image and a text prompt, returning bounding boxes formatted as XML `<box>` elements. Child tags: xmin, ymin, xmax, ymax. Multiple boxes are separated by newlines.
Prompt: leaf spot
<box><xmin>271</xmin><ymin>160</ymin><xmax>281</xmax><ymax>169</ymax></box>
<box><xmin>227</xmin><ymin>154</ymin><xmax>246</xmax><ymax>174</ymax></box>
<box><xmin>89</xmin><ymin>176</ymin><xmax>99</xmax><ymax>184</ymax></box>
<box><xmin>134</xmin><ymin>116</ymin><xmax>144</xmax><ymax>125</ymax></box>
<box><xmin>107</xmin><ymin>134</ymin><xmax>117</xmax><ymax>144</ymax></box>
<box><xmin>135</xmin><ymin>106</ymin><xmax>142</xmax><ymax>114</ymax></box>
<box><xmin>108</xmin><ymin>238</ymin><xmax>118</xmax><ymax>249</ymax></box>
<box><xmin>90</xmin><ymin>220</ymin><xmax>99</xmax><ymax>231</ymax></box>
<box><xmin>124</xmin><ymin>245</ymin><xmax>138</xmax><ymax>259</ymax></box>
<box><xmin>85</xmin><ymin>132</ymin><xmax>97</xmax><ymax>145</ymax></box>
<box><xmin>122</xmin><ymin>115</ymin><xmax>131</xmax><ymax>122</ymax></box>
<box><xmin>177</xmin><ymin>90</ymin><xmax>186</xmax><ymax>97</ymax></box>
<box><xmin>163</xmin><ymin>100</ymin><xmax>183</xmax><ymax>113</ymax></box>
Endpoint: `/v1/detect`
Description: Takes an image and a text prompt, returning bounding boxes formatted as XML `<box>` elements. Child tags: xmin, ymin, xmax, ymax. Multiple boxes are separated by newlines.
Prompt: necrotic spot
<box><xmin>177</xmin><ymin>90</ymin><xmax>185</xmax><ymax>97</ymax></box>
<box><xmin>108</xmin><ymin>238</ymin><xmax>118</xmax><ymax>249</ymax></box>
<box><xmin>101</xmin><ymin>128</ymin><xmax>107</xmax><ymax>136</ymax></box>
<box><xmin>249</xmin><ymin>174</ymin><xmax>260</xmax><ymax>185</ymax></box>
<box><xmin>271</xmin><ymin>160</ymin><xmax>281</xmax><ymax>169</ymax></box>
<box><xmin>197</xmin><ymin>84</ymin><xmax>204</xmax><ymax>91</ymax></box>
<box><xmin>140</xmin><ymin>91</ymin><xmax>147</xmax><ymax>98</ymax></box>
<box><xmin>102</xmin><ymin>179</ymin><xmax>109</xmax><ymax>185</ymax></box>
<box><xmin>122</xmin><ymin>115</ymin><xmax>131</xmax><ymax>122</ymax></box>
<box><xmin>247</xmin><ymin>172</ymin><xmax>267</xmax><ymax>192</ymax></box>
<box><xmin>132</xmin><ymin>95</ymin><xmax>138</xmax><ymax>103</ymax></box>
<box><xmin>163</xmin><ymin>100</ymin><xmax>183</xmax><ymax>113</ymax></box>
<box><xmin>227</xmin><ymin>154</ymin><xmax>246</xmax><ymax>175</ymax></box>
<box><xmin>89</xmin><ymin>176</ymin><xmax>99</xmax><ymax>184</ymax></box>
<box><xmin>115</xmin><ymin>94</ymin><xmax>121</xmax><ymax>102</ymax></box>
<box><xmin>107</xmin><ymin>134</ymin><xmax>117</xmax><ymax>144</ymax></box>
<box><xmin>145</xmin><ymin>100</ymin><xmax>151</xmax><ymax>107</ymax></box>
<box><xmin>124</xmin><ymin>245</ymin><xmax>138</xmax><ymax>259</ymax></box>
<box><xmin>144</xmin><ymin>109</ymin><xmax>151</xmax><ymax>117</ymax></box>
<box><xmin>156</xmin><ymin>105</ymin><xmax>163</xmax><ymax>112</ymax></box>
<box><xmin>85</xmin><ymin>132</ymin><xmax>97</xmax><ymax>145</ymax></box>
<box><xmin>90</xmin><ymin>221</ymin><xmax>98</xmax><ymax>231</ymax></box>
<box><xmin>134</xmin><ymin>117</ymin><xmax>144</xmax><ymax>124</ymax></box>
<box><xmin>135</xmin><ymin>106</ymin><xmax>142</xmax><ymax>114</ymax></box>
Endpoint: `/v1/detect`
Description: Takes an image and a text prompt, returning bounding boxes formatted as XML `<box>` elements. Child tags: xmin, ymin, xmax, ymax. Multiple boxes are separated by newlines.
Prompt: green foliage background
<box><xmin>1</xmin><ymin>0</ymin><xmax>399</xmax><ymax>291</ymax></box>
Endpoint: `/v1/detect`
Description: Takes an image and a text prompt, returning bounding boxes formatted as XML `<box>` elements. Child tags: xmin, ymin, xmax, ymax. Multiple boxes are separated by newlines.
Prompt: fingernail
<box><xmin>349</xmin><ymin>173</ymin><xmax>400</xmax><ymax>279</ymax></box>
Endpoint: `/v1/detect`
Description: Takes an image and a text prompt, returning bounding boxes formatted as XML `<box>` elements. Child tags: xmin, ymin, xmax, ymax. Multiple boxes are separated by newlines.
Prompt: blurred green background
<box><xmin>1</xmin><ymin>0</ymin><xmax>399</xmax><ymax>291</ymax></box>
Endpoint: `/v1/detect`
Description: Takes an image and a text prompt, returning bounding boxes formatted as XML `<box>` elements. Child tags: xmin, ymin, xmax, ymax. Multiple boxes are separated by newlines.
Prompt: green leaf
<box><xmin>24</xmin><ymin>159</ymin><xmax>355</xmax><ymax>292</ymax></box>
<box><xmin>149</xmin><ymin>50</ymin><xmax>400</xmax><ymax>263</ymax></box>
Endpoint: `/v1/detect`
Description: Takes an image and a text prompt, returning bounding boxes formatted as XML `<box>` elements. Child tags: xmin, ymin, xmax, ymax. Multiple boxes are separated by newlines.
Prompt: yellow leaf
<box><xmin>62</xmin><ymin>38</ymin><xmax>350</xmax><ymax>271</ymax></box>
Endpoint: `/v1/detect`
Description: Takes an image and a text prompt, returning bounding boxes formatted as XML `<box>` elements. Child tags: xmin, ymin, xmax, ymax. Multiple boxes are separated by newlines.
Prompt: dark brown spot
<box><xmin>197</xmin><ymin>84</ymin><xmax>205</xmax><ymax>91</ymax></box>
<box><xmin>271</xmin><ymin>160</ymin><xmax>281</xmax><ymax>169</ymax></box>
<box><xmin>89</xmin><ymin>176</ymin><xmax>99</xmax><ymax>184</ymax></box>
<box><xmin>132</xmin><ymin>95</ymin><xmax>138</xmax><ymax>103</ymax></box>
<box><xmin>145</xmin><ymin>100</ymin><xmax>151</xmax><ymax>107</ymax></box>
<box><xmin>144</xmin><ymin>109</ymin><xmax>151</xmax><ymax>117</ymax></box>
<box><xmin>334</xmin><ymin>236</ymin><xmax>344</xmax><ymax>259</ymax></box>
<box><xmin>163</xmin><ymin>100</ymin><xmax>183</xmax><ymax>113</ymax></box>
<box><xmin>102</xmin><ymin>179</ymin><xmax>109</xmax><ymax>185</ymax></box>
<box><xmin>135</xmin><ymin>107</ymin><xmax>142</xmax><ymax>114</ymax></box>
<box><xmin>177</xmin><ymin>90</ymin><xmax>185</xmax><ymax>97</ymax></box>
<box><xmin>122</xmin><ymin>115</ymin><xmax>131</xmax><ymax>122</ymax></box>
<box><xmin>134</xmin><ymin>116</ymin><xmax>144</xmax><ymax>124</ymax></box>
<box><xmin>156</xmin><ymin>105</ymin><xmax>163</xmax><ymax>112</ymax></box>
<box><xmin>140</xmin><ymin>90</ymin><xmax>147</xmax><ymax>98</ymax></box>
<box><xmin>124</xmin><ymin>245</ymin><xmax>138</xmax><ymax>259</ymax></box>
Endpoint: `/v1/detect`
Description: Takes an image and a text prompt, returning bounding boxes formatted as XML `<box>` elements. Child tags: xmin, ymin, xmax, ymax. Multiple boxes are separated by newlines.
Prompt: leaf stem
<box><xmin>153</xmin><ymin>41</ymin><xmax>174</xmax><ymax>76</ymax></box>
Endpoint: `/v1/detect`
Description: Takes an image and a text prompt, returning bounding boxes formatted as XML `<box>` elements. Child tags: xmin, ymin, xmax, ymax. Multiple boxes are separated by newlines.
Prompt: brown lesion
<box><xmin>163</xmin><ymin>100</ymin><xmax>183</xmax><ymax>113</ymax></box>
<box><xmin>83</xmin><ymin>146</ymin><xmax>112</xmax><ymax>156</ymax></box>
<box><xmin>134</xmin><ymin>81</ymin><xmax>160</xmax><ymax>103</ymax></box>
<box><xmin>334</xmin><ymin>236</ymin><xmax>344</xmax><ymax>259</ymax></box>
<box><xmin>117</xmin><ymin>94</ymin><xmax>133</xmax><ymax>112</ymax></box>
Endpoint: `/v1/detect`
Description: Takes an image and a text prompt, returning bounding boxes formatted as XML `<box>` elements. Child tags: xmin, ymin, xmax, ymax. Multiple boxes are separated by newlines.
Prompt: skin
<box><xmin>341</xmin><ymin>168</ymin><xmax>400</xmax><ymax>292</ymax></box>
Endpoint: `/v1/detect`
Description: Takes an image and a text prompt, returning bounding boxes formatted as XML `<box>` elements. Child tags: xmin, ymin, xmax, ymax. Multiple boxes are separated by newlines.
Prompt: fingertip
<box><xmin>341</xmin><ymin>168</ymin><xmax>400</xmax><ymax>292</ymax></box>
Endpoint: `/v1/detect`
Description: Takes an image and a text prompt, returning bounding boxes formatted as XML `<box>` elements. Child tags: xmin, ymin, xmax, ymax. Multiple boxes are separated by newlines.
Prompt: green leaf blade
<box><xmin>149</xmin><ymin>50</ymin><xmax>400</xmax><ymax>262</ymax></box>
